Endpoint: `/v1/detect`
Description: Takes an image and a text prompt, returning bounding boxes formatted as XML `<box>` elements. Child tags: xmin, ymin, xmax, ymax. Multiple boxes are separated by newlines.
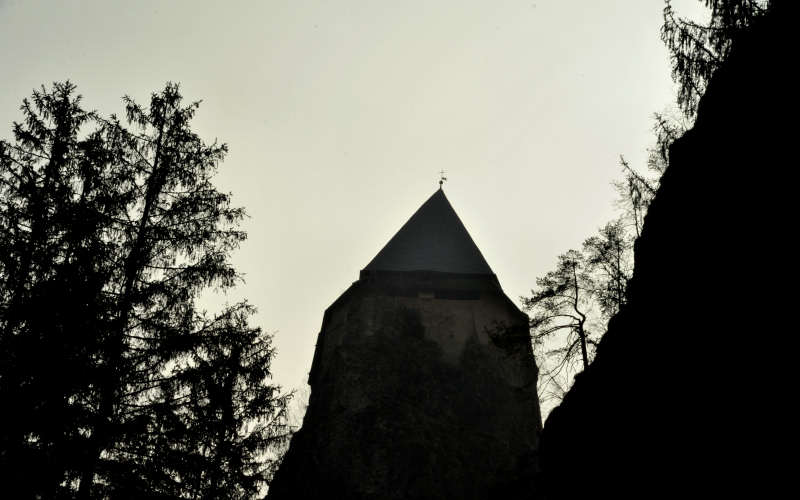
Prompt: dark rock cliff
<box><xmin>540</xmin><ymin>2</ymin><xmax>795</xmax><ymax>498</ymax></box>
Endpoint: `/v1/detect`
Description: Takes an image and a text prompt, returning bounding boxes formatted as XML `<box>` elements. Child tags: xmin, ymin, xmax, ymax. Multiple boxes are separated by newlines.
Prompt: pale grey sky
<box><xmin>0</xmin><ymin>0</ymin><xmax>705</xmax><ymax>392</ymax></box>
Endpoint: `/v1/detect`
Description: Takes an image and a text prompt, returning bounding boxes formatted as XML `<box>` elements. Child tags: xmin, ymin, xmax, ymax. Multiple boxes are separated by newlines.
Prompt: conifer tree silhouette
<box><xmin>0</xmin><ymin>82</ymin><xmax>290</xmax><ymax>498</ymax></box>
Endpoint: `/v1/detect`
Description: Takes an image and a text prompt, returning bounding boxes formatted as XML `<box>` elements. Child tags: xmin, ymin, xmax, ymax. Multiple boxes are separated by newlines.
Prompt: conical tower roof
<box><xmin>363</xmin><ymin>189</ymin><xmax>494</xmax><ymax>275</ymax></box>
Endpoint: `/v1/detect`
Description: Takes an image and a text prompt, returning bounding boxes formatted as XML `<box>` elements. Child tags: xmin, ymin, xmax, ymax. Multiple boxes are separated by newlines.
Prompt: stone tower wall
<box><xmin>269</xmin><ymin>277</ymin><xmax>542</xmax><ymax>499</ymax></box>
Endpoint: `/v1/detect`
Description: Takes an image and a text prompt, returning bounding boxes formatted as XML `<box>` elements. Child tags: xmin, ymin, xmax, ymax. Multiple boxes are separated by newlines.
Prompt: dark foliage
<box><xmin>616</xmin><ymin>112</ymin><xmax>683</xmax><ymax>238</ymax></box>
<box><xmin>662</xmin><ymin>0</ymin><xmax>769</xmax><ymax>117</ymax></box>
<box><xmin>523</xmin><ymin>223</ymin><xmax>632</xmax><ymax>412</ymax></box>
<box><xmin>0</xmin><ymin>83</ymin><xmax>290</xmax><ymax>498</ymax></box>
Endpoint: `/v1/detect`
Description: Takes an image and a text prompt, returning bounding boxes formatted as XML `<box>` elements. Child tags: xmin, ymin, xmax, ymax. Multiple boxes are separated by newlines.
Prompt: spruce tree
<box><xmin>0</xmin><ymin>82</ymin><xmax>290</xmax><ymax>498</ymax></box>
<box><xmin>662</xmin><ymin>0</ymin><xmax>769</xmax><ymax>117</ymax></box>
<box><xmin>0</xmin><ymin>82</ymin><xmax>120</xmax><ymax>496</ymax></box>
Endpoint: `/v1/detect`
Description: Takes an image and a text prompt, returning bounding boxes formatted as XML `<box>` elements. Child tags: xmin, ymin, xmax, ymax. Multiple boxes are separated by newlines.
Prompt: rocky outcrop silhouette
<box><xmin>540</xmin><ymin>2</ymin><xmax>795</xmax><ymax>498</ymax></box>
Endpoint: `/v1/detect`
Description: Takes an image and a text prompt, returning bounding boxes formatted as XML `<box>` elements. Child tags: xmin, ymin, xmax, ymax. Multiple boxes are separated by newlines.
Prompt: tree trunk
<box><xmin>78</xmin><ymin>123</ymin><xmax>166</xmax><ymax>499</ymax></box>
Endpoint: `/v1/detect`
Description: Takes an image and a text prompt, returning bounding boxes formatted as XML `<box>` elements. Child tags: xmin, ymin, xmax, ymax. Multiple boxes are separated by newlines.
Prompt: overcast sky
<box><xmin>0</xmin><ymin>0</ymin><xmax>705</xmax><ymax>393</ymax></box>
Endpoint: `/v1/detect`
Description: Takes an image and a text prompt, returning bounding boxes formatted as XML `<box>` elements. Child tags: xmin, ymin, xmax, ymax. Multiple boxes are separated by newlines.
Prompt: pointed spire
<box><xmin>363</xmin><ymin>190</ymin><xmax>494</xmax><ymax>275</ymax></box>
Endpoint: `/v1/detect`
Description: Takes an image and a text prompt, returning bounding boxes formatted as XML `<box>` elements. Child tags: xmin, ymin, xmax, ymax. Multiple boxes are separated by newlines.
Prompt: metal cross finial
<box><xmin>438</xmin><ymin>170</ymin><xmax>447</xmax><ymax>189</ymax></box>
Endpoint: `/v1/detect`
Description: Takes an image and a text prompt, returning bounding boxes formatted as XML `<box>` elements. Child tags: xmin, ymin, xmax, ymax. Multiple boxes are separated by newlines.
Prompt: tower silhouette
<box><xmin>269</xmin><ymin>189</ymin><xmax>542</xmax><ymax>499</ymax></box>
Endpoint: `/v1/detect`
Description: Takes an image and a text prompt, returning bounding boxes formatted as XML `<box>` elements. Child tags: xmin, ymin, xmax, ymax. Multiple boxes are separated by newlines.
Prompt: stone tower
<box><xmin>269</xmin><ymin>189</ymin><xmax>542</xmax><ymax>499</ymax></box>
